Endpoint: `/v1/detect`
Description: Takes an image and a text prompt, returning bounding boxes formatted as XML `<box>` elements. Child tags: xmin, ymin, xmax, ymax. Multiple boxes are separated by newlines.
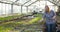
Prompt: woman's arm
<box><xmin>52</xmin><ymin>16</ymin><xmax>56</xmax><ymax>19</ymax></box>
<box><xmin>40</xmin><ymin>18</ymin><xmax>44</xmax><ymax>21</ymax></box>
<box><xmin>52</xmin><ymin>11</ymin><xmax>56</xmax><ymax>19</ymax></box>
<box><xmin>40</xmin><ymin>13</ymin><xmax>46</xmax><ymax>21</ymax></box>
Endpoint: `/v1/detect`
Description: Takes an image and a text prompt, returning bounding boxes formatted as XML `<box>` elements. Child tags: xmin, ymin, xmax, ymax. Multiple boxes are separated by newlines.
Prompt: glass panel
<box><xmin>28</xmin><ymin>1</ymin><xmax>46</xmax><ymax>12</ymax></box>
<box><xmin>5</xmin><ymin>4</ymin><xmax>11</xmax><ymax>14</ymax></box>
<box><xmin>28</xmin><ymin>2</ymin><xmax>40</xmax><ymax>12</ymax></box>
<box><xmin>0</xmin><ymin>0</ymin><xmax>13</xmax><ymax>4</ymax></box>
<box><xmin>0</xmin><ymin>3</ymin><xmax>6</xmax><ymax>15</ymax></box>
<box><xmin>0</xmin><ymin>3</ymin><xmax>2</xmax><ymax>15</ymax></box>
<box><xmin>47</xmin><ymin>1</ymin><xmax>54</xmax><ymax>5</ymax></box>
<box><xmin>22</xmin><ymin>6</ymin><xmax>27</xmax><ymax>13</ymax></box>
<box><xmin>28</xmin><ymin>6</ymin><xmax>34</xmax><ymax>12</ymax></box>
<box><xmin>0</xmin><ymin>3</ymin><xmax>5</xmax><ymax>15</ymax></box>
<box><xmin>0</xmin><ymin>0</ymin><xmax>17</xmax><ymax>4</ymax></box>
<box><xmin>2</xmin><ymin>4</ymin><xmax>6</xmax><ymax>14</ymax></box>
<box><xmin>9</xmin><ymin>0</ymin><xmax>16</xmax><ymax>2</ymax></box>
<box><xmin>13</xmin><ymin>5</ymin><xmax>21</xmax><ymax>14</ymax></box>
<box><xmin>28</xmin><ymin>1</ymin><xmax>57</xmax><ymax>13</ymax></box>
<box><xmin>24</xmin><ymin>0</ymin><xmax>36</xmax><ymax>6</ymax></box>
<box><xmin>17</xmin><ymin>0</ymin><xmax>30</xmax><ymax>5</ymax></box>
<box><xmin>0</xmin><ymin>3</ymin><xmax>11</xmax><ymax>15</ymax></box>
<box><xmin>0</xmin><ymin>0</ymin><xmax>16</xmax><ymax>2</ymax></box>
<box><xmin>48</xmin><ymin>0</ymin><xmax>60</xmax><ymax>6</ymax></box>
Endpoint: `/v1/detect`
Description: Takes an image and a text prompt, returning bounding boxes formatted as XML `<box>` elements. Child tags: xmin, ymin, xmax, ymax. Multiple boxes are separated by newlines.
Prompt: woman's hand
<box><xmin>40</xmin><ymin>18</ymin><xmax>43</xmax><ymax>21</ymax></box>
<box><xmin>52</xmin><ymin>16</ymin><xmax>56</xmax><ymax>19</ymax></box>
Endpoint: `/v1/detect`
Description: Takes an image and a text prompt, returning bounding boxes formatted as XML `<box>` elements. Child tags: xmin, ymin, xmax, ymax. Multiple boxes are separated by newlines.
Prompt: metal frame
<box><xmin>0</xmin><ymin>0</ymin><xmax>60</xmax><ymax>6</ymax></box>
<box><xmin>0</xmin><ymin>0</ymin><xmax>60</xmax><ymax>14</ymax></box>
<box><xmin>10</xmin><ymin>0</ymin><xmax>19</xmax><ymax>14</ymax></box>
<box><xmin>47</xmin><ymin>0</ymin><xmax>59</xmax><ymax>6</ymax></box>
<box><xmin>11</xmin><ymin>5</ymin><xmax>13</xmax><ymax>14</ymax></box>
<box><xmin>20</xmin><ymin>0</ymin><xmax>31</xmax><ymax>13</ymax></box>
<box><xmin>22</xmin><ymin>0</ymin><xmax>31</xmax><ymax>6</ymax></box>
<box><xmin>23</xmin><ymin>0</ymin><xmax>39</xmax><ymax>13</ymax></box>
<box><xmin>26</xmin><ymin>0</ymin><xmax>39</xmax><ymax>7</ymax></box>
<box><xmin>0</xmin><ymin>1</ymin><xmax>20</xmax><ymax>6</ymax></box>
<box><xmin>15</xmin><ymin>0</ymin><xmax>19</xmax><ymax>2</ymax></box>
<box><xmin>21</xmin><ymin>5</ymin><xmax>23</xmax><ymax>14</ymax></box>
<box><xmin>26</xmin><ymin>6</ymin><xmax>28</xmax><ymax>13</ymax></box>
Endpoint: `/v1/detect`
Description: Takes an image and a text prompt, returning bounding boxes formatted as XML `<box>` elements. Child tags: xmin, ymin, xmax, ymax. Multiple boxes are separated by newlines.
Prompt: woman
<box><xmin>42</xmin><ymin>5</ymin><xmax>56</xmax><ymax>32</ymax></box>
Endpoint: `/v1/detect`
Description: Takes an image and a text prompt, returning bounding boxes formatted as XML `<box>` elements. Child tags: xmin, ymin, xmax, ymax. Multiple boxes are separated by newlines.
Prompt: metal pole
<box><xmin>11</xmin><ymin>4</ymin><xmax>13</xmax><ymax>14</ymax></box>
<box><xmin>21</xmin><ymin>5</ymin><xmax>23</xmax><ymax>14</ymax></box>
<box><xmin>58</xmin><ymin>6</ymin><xmax>60</xmax><ymax>12</ymax></box>
<box><xmin>26</xmin><ymin>0</ymin><xmax>38</xmax><ymax>6</ymax></box>
<box><xmin>26</xmin><ymin>6</ymin><xmax>28</xmax><ymax>13</ymax></box>
<box><xmin>1</xmin><ymin>3</ymin><xmax>3</xmax><ymax>15</ymax></box>
<box><xmin>5</xmin><ymin>4</ymin><xmax>6</xmax><ymax>15</ymax></box>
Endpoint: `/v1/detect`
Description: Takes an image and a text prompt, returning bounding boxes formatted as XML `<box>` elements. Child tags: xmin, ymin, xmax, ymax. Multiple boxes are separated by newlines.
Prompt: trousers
<box><xmin>46</xmin><ymin>23</ymin><xmax>56</xmax><ymax>32</ymax></box>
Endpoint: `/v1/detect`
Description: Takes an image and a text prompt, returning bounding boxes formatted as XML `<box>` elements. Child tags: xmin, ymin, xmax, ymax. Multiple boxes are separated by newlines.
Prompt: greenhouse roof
<box><xmin>0</xmin><ymin>0</ymin><xmax>60</xmax><ymax>6</ymax></box>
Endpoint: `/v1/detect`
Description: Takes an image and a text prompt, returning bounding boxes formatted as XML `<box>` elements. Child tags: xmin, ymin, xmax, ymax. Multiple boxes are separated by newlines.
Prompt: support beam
<box><xmin>58</xmin><ymin>6</ymin><xmax>60</xmax><ymax>12</ymax></box>
<box><xmin>48</xmin><ymin>1</ymin><xmax>58</xmax><ymax>6</ymax></box>
<box><xmin>1</xmin><ymin>3</ymin><xmax>3</xmax><ymax>15</ymax></box>
<box><xmin>26</xmin><ymin>6</ymin><xmax>28</xmax><ymax>13</ymax></box>
<box><xmin>56</xmin><ymin>6</ymin><xmax>60</xmax><ymax>15</ymax></box>
<box><xmin>11</xmin><ymin>4</ymin><xmax>13</xmax><ymax>14</ymax></box>
<box><xmin>47</xmin><ymin>0</ymin><xmax>59</xmax><ymax>6</ymax></box>
<box><xmin>27</xmin><ymin>0</ymin><xmax>38</xmax><ymax>6</ymax></box>
<box><xmin>15</xmin><ymin>0</ymin><xmax>19</xmax><ymax>2</ymax></box>
<box><xmin>21</xmin><ymin>5</ymin><xmax>23</xmax><ymax>14</ymax></box>
<box><xmin>10</xmin><ymin>0</ymin><xmax>19</xmax><ymax>14</ymax></box>
<box><xmin>22</xmin><ymin>0</ymin><xmax>31</xmax><ymax>6</ymax></box>
<box><xmin>0</xmin><ymin>1</ymin><xmax>12</xmax><ymax>4</ymax></box>
<box><xmin>5</xmin><ymin>4</ymin><xmax>6</xmax><ymax>15</ymax></box>
<box><xmin>12</xmin><ymin>0</ymin><xmax>19</xmax><ymax>4</ymax></box>
<box><xmin>0</xmin><ymin>1</ymin><xmax>20</xmax><ymax>6</ymax></box>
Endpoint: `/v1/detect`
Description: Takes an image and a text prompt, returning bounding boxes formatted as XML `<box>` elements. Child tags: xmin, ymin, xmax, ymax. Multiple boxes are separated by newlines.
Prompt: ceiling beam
<box><xmin>0</xmin><ymin>1</ymin><xmax>12</xmax><ymax>4</ymax></box>
<box><xmin>0</xmin><ymin>1</ymin><xmax>20</xmax><ymax>6</ymax></box>
<box><xmin>22</xmin><ymin>0</ymin><xmax>31</xmax><ymax>6</ymax></box>
<box><xmin>26</xmin><ymin>0</ymin><xmax>38</xmax><ymax>7</ymax></box>
<box><xmin>12</xmin><ymin>0</ymin><xmax>19</xmax><ymax>4</ymax></box>
<box><xmin>15</xmin><ymin>0</ymin><xmax>19</xmax><ymax>2</ymax></box>
<box><xmin>48</xmin><ymin>0</ymin><xmax>59</xmax><ymax>6</ymax></box>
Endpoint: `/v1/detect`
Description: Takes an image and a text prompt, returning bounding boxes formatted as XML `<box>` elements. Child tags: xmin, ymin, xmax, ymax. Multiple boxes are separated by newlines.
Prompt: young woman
<box><xmin>42</xmin><ymin>5</ymin><xmax>56</xmax><ymax>32</ymax></box>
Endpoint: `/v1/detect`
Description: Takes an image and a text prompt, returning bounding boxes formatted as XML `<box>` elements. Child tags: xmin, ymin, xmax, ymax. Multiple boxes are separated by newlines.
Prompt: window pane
<box><xmin>17</xmin><ymin>0</ymin><xmax>30</xmax><ymax>5</ymax></box>
<box><xmin>24</xmin><ymin>0</ymin><xmax>36</xmax><ymax>6</ymax></box>
<box><xmin>22</xmin><ymin>6</ymin><xmax>27</xmax><ymax>13</ymax></box>
<box><xmin>0</xmin><ymin>3</ymin><xmax>2</xmax><ymax>15</ymax></box>
<box><xmin>13</xmin><ymin>5</ymin><xmax>21</xmax><ymax>14</ymax></box>
<box><xmin>5</xmin><ymin>4</ymin><xmax>11</xmax><ymax>14</ymax></box>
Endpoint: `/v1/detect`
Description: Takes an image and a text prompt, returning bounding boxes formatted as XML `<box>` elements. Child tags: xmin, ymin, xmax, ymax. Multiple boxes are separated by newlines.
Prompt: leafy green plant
<box><xmin>0</xmin><ymin>14</ymin><xmax>24</xmax><ymax>21</ymax></box>
<box><xmin>0</xmin><ymin>14</ymin><xmax>43</xmax><ymax>32</ymax></box>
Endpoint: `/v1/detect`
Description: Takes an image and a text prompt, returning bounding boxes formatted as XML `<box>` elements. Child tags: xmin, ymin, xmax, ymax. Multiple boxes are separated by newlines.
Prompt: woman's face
<box><xmin>45</xmin><ymin>6</ymin><xmax>49</xmax><ymax>12</ymax></box>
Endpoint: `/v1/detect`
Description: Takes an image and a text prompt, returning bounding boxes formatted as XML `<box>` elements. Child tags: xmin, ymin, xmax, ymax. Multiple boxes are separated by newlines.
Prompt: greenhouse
<box><xmin>0</xmin><ymin>0</ymin><xmax>60</xmax><ymax>32</ymax></box>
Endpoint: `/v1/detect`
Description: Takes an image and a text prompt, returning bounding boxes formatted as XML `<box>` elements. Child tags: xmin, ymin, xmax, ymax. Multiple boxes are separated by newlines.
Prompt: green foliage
<box><xmin>27</xmin><ymin>17</ymin><xmax>41</xmax><ymax>24</ymax></box>
<box><xmin>0</xmin><ymin>14</ymin><xmax>42</xmax><ymax>32</ymax></box>
<box><xmin>0</xmin><ymin>14</ymin><xmax>23</xmax><ymax>21</ymax></box>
